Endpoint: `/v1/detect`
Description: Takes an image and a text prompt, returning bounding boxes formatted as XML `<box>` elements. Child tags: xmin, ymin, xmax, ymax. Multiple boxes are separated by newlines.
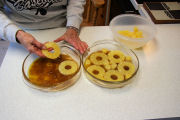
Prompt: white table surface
<box><xmin>0</xmin><ymin>25</ymin><xmax>180</xmax><ymax>120</ymax></box>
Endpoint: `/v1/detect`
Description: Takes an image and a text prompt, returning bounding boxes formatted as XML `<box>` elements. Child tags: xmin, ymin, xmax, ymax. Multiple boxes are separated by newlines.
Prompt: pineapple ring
<box><xmin>108</xmin><ymin>50</ymin><xmax>125</xmax><ymax>63</ymax></box>
<box><xmin>125</xmin><ymin>56</ymin><xmax>132</xmax><ymax>62</ymax></box>
<box><xmin>42</xmin><ymin>42</ymin><xmax>60</xmax><ymax>59</ymax></box>
<box><xmin>90</xmin><ymin>52</ymin><xmax>108</xmax><ymax>65</ymax></box>
<box><xmin>104</xmin><ymin>70</ymin><xmax>124</xmax><ymax>82</ymax></box>
<box><xmin>58</xmin><ymin>60</ymin><xmax>78</xmax><ymax>75</ymax></box>
<box><xmin>87</xmin><ymin>65</ymin><xmax>105</xmax><ymax>80</ymax></box>
<box><xmin>84</xmin><ymin>58</ymin><xmax>91</xmax><ymax>68</ymax></box>
<box><xmin>117</xmin><ymin>61</ymin><xmax>135</xmax><ymax>79</ymax></box>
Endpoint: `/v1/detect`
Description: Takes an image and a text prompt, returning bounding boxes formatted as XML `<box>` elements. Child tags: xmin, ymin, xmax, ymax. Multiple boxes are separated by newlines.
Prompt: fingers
<box><xmin>26</xmin><ymin>40</ymin><xmax>45</xmax><ymax>57</ymax></box>
<box><xmin>18</xmin><ymin>32</ymin><xmax>46</xmax><ymax>57</ymax></box>
<box><xmin>34</xmin><ymin>50</ymin><xmax>45</xmax><ymax>57</ymax></box>
<box><xmin>32</xmin><ymin>40</ymin><xmax>46</xmax><ymax>50</ymax></box>
<box><xmin>28</xmin><ymin>45</ymin><xmax>45</xmax><ymax>57</ymax></box>
<box><xmin>81</xmin><ymin>41</ymin><xmax>88</xmax><ymax>53</ymax></box>
<box><xmin>77</xmin><ymin>41</ymin><xmax>84</xmax><ymax>54</ymax></box>
<box><xmin>54</xmin><ymin>36</ymin><xmax>64</xmax><ymax>42</ymax></box>
<box><xmin>53</xmin><ymin>31</ymin><xmax>88</xmax><ymax>54</ymax></box>
<box><xmin>31</xmin><ymin>40</ymin><xmax>46</xmax><ymax>57</ymax></box>
<box><xmin>71</xmin><ymin>41</ymin><xmax>79</xmax><ymax>50</ymax></box>
<box><xmin>73</xmin><ymin>40</ymin><xmax>88</xmax><ymax>54</ymax></box>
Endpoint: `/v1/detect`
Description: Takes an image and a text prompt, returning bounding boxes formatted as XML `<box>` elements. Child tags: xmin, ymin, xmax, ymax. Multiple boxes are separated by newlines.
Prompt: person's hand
<box><xmin>54</xmin><ymin>28</ymin><xmax>88</xmax><ymax>54</ymax></box>
<box><xmin>16</xmin><ymin>30</ymin><xmax>45</xmax><ymax>57</ymax></box>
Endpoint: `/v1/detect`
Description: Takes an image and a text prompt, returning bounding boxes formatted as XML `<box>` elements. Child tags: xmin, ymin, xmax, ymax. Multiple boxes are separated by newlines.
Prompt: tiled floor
<box><xmin>0</xmin><ymin>40</ymin><xmax>9</xmax><ymax>67</ymax></box>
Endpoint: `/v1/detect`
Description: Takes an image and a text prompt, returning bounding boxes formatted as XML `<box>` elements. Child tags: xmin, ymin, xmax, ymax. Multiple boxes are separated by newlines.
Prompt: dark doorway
<box><xmin>109</xmin><ymin>0</ymin><xmax>139</xmax><ymax>22</ymax></box>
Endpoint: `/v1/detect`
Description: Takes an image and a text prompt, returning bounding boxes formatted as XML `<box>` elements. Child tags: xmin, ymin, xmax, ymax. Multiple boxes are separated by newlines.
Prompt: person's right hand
<box><xmin>16</xmin><ymin>30</ymin><xmax>45</xmax><ymax>57</ymax></box>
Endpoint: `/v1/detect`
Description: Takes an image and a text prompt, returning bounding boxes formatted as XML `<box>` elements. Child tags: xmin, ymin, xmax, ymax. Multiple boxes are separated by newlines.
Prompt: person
<box><xmin>0</xmin><ymin>0</ymin><xmax>88</xmax><ymax>57</ymax></box>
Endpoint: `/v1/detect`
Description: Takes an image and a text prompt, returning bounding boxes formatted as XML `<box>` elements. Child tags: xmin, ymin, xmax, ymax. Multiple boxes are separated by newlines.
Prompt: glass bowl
<box><xmin>82</xmin><ymin>40</ymin><xmax>139</xmax><ymax>88</ymax></box>
<box><xmin>22</xmin><ymin>42</ymin><xmax>81</xmax><ymax>92</ymax></box>
<box><xmin>110</xmin><ymin>14</ymin><xmax>156</xmax><ymax>49</ymax></box>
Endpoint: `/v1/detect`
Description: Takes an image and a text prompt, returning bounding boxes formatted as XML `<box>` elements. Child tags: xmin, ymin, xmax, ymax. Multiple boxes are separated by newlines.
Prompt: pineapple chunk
<box><xmin>117</xmin><ymin>26</ymin><xmax>143</xmax><ymax>39</ymax></box>
<box><xmin>133</xmin><ymin>26</ymin><xmax>139</xmax><ymax>33</ymax></box>
<box><xmin>101</xmin><ymin>48</ymin><xmax>109</xmax><ymax>54</ymax></box>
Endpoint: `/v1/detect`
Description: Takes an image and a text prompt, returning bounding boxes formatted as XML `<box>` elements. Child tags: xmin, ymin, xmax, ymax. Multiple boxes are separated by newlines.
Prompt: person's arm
<box><xmin>0</xmin><ymin>1</ymin><xmax>20</xmax><ymax>42</ymax></box>
<box><xmin>54</xmin><ymin>0</ymin><xmax>88</xmax><ymax>54</ymax></box>
<box><xmin>0</xmin><ymin>2</ymin><xmax>45</xmax><ymax>57</ymax></box>
<box><xmin>66</xmin><ymin>0</ymin><xmax>86</xmax><ymax>29</ymax></box>
<box><xmin>0</xmin><ymin>11</ymin><xmax>21</xmax><ymax>42</ymax></box>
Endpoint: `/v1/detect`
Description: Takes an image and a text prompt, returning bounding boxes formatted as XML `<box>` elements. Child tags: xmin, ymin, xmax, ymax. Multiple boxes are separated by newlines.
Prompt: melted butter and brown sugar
<box><xmin>28</xmin><ymin>54</ymin><xmax>78</xmax><ymax>87</ymax></box>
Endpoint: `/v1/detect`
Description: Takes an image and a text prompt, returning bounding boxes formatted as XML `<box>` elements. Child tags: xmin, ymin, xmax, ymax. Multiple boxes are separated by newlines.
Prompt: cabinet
<box><xmin>82</xmin><ymin>0</ymin><xmax>111</xmax><ymax>26</ymax></box>
<box><xmin>82</xmin><ymin>0</ymin><xmax>138</xmax><ymax>26</ymax></box>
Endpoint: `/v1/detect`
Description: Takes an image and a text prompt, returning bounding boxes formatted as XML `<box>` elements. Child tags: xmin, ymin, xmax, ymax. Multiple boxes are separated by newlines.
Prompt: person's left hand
<box><xmin>54</xmin><ymin>28</ymin><xmax>88</xmax><ymax>54</ymax></box>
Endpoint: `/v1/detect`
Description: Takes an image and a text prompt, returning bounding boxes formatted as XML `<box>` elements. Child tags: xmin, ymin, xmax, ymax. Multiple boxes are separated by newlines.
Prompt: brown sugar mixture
<box><xmin>28</xmin><ymin>54</ymin><xmax>78</xmax><ymax>87</ymax></box>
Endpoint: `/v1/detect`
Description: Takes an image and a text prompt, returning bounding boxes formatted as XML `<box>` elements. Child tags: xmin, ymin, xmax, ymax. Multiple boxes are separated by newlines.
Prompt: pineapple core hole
<box><xmin>93</xmin><ymin>70</ymin><xmax>99</xmax><ymax>75</ymax></box>
<box><xmin>113</xmin><ymin>55</ymin><xmax>119</xmax><ymax>59</ymax></box>
<box><xmin>124</xmin><ymin>66</ymin><xmax>129</xmax><ymax>71</ymax></box>
<box><xmin>111</xmin><ymin>75</ymin><xmax>118</xmax><ymax>80</ymax></box>
<box><xmin>65</xmin><ymin>65</ymin><xmax>71</xmax><ymax>70</ymax></box>
<box><xmin>96</xmin><ymin>56</ymin><xmax>102</xmax><ymax>61</ymax></box>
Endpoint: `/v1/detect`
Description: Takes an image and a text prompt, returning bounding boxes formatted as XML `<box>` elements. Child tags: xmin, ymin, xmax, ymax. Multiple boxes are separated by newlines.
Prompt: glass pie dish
<box><xmin>22</xmin><ymin>42</ymin><xmax>81</xmax><ymax>92</ymax></box>
<box><xmin>82</xmin><ymin>40</ymin><xmax>139</xmax><ymax>88</ymax></box>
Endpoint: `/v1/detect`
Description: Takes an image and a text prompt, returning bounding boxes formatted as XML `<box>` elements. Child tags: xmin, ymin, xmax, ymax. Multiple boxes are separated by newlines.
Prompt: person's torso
<box><xmin>3</xmin><ymin>0</ymin><xmax>68</xmax><ymax>29</ymax></box>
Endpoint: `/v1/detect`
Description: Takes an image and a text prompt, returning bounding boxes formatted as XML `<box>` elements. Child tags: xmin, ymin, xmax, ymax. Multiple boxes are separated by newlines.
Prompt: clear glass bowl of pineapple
<box><xmin>110</xmin><ymin>14</ymin><xmax>156</xmax><ymax>49</ymax></box>
<box><xmin>82</xmin><ymin>40</ymin><xmax>139</xmax><ymax>88</ymax></box>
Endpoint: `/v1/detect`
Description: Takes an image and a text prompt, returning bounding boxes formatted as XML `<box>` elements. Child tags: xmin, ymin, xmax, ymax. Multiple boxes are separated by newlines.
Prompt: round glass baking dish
<box><xmin>82</xmin><ymin>40</ymin><xmax>139</xmax><ymax>88</ymax></box>
<box><xmin>22</xmin><ymin>42</ymin><xmax>81</xmax><ymax>92</ymax></box>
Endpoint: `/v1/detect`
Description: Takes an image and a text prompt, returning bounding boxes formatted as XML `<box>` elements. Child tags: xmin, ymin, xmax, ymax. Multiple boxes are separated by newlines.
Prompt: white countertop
<box><xmin>0</xmin><ymin>25</ymin><xmax>180</xmax><ymax>120</ymax></box>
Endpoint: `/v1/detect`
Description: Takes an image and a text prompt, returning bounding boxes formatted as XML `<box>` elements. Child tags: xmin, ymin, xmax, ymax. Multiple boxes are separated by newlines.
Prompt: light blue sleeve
<box><xmin>0</xmin><ymin>2</ymin><xmax>21</xmax><ymax>42</ymax></box>
<box><xmin>66</xmin><ymin>0</ymin><xmax>86</xmax><ymax>29</ymax></box>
